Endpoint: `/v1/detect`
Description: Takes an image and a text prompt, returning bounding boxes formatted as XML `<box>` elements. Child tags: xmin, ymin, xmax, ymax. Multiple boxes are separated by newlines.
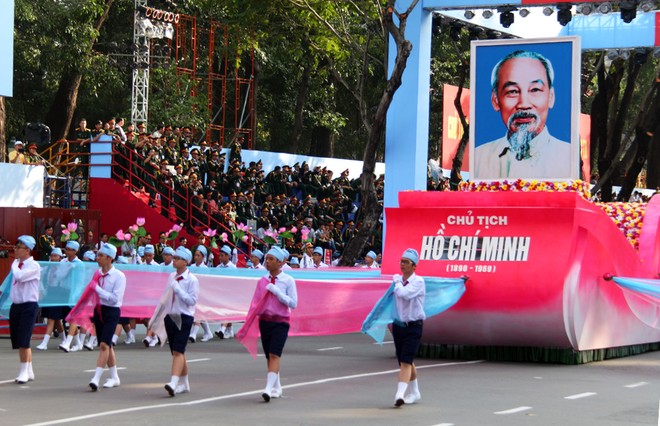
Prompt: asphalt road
<box><xmin>1</xmin><ymin>329</ymin><xmax>659</xmax><ymax>426</ymax></box>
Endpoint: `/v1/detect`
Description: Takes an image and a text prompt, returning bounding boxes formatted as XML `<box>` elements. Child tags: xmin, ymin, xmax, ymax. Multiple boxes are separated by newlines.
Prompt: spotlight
<box><xmin>619</xmin><ymin>49</ymin><xmax>631</xmax><ymax>61</ymax></box>
<box><xmin>519</xmin><ymin>8</ymin><xmax>530</xmax><ymax>18</ymax></box>
<box><xmin>482</xmin><ymin>9</ymin><xmax>493</xmax><ymax>19</ymax></box>
<box><xmin>464</xmin><ymin>10</ymin><xmax>475</xmax><ymax>20</ymax></box>
<box><xmin>557</xmin><ymin>4</ymin><xmax>572</xmax><ymax>26</ymax></box>
<box><xmin>543</xmin><ymin>7</ymin><xmax>554</xmax><ymax>16</ymax></box>
<box><xmin>620</xmin><ymin>1</ymin><xmax>637</xmax><ymax>23</ymax></box>
<box><xmin>498</xmin><ymin>6</ymin><xmax>516</xmax><ymax>28</ymax></box>
<box><xmin>577</xmin><ymin>3</ymin><xmax>594</xmax><ymax>15</ymax></box>
<box><xmin>598</xmin><ymin>2</ymin><xmax>612</xmax><ymax>14</ymax></box>
<box><xmin>449</xmin><ymin>23</ymin><xmax>463</xmax><ymax>41</ymax></box>
<box><xmin>638</xmin><ymin>1</ymin><xmax>654</xmax><ymax>13</ymax></box>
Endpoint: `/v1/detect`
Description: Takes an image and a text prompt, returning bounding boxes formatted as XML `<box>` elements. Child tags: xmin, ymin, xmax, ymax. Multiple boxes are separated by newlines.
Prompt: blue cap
<box><xmin>289</xmin><ymin>257</ymin><xmax>299</xmax><ymax>265</ymax></box>
<box><xmin>144</xmin><ymin>244</ymin><xmax>155</xmax><ymax>255</ymax></box>
<box><xmin>137</xmin><ymin>246</ymin><xmax>145</xmax><ymax>257</ymax></box>
<box><xmin>175</xmin><ymin>246</ymin><xmax>193</xmax><ymax>263</ymax></box>
<box><xmin>65</xmin><ymin>240</ymin><xmax>80</xmax><ymax>251</ymax></box>
<box><xmin>313</xmin><ymin>246</ymin><xmax>323</xmax><ymax>256</ymax></box>
<box><xmin>282</xmin><ymin>249</ymin><xmax>290</xmax><ymax>259</ymax></box>
<box><xmin>250</xmin><ymin>249</ymin><xmax>263</xmax><ymax>260</ymax></box>
<box><xmin>220</xmin><ymin>245</ymin><xmax>232</xmax><ymax>255</ymax></box>
<box><xmin>99</xmin><ymin>243</ymin><xmax>117</xmax><ymax>259</ymax></box>
<box><xmin>196</xmin><ymin>245</ymin><xmax>208</xmax><ymax>258</ymax></box>
<box><xmin>163</xmin><ymin>247</ymin><xmax>175</xmax><ymax>256</ymax></box>
<box><xmin>83</xmin><ymin>251</ymin><xmax>96</xmax><ymax>261</ymax></box>
<box><xmin>18</xmin><ymin>235</ymin><xmax>36</xmax><ymax>250</ymax></box>
<box><xmin>366</xmin><ymin>251</ymin><xmax>377</xmax><ymax>260</ymax></box>
<box><xmin>50</xmin><ymin>247</ymin><xmax>63</xmax><ymax>257</ymax></box>
<box><xmin>116</xmin><ymin>256</ymin><xmax>129</xmax><ymax>264</ymax></box>
<box><xmin>266</xmin><ymin>246</ymin><xmax>285</xmax><ymax>262</ymax></box>
<box><xmin>402</xmin><ymin>248</ymin><xmax>419</xmax><ymax>265</ymax></box>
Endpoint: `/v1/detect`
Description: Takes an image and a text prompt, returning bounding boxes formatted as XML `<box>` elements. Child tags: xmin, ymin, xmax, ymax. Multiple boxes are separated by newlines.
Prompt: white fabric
<box><xmin>95</xmin><ymin>266</ymin><xmax>126</xmax><ymax>308</ymax></box>
<box><xmin>168</xmin><ymin>269</ymin><xmax>199</xmax><ymax>317</ymax></box>
<box><xmin>10</xmin><ymin>257</ymin><xmax>41</xmax><ymax>303</ymax></box>
<box><xmin>474</xmin><ymin>127</ymin><xmax>571</xmax><ymax>179</ymax></box>
<box><xmin>0</xmin><ymin>164</ymin><xmax>44</xmax><ymax>207</ymax></box>
<box><xmin>392</xmin><ymin>273</ymin><xmax>426</xmax><ymax>322</ymax></box>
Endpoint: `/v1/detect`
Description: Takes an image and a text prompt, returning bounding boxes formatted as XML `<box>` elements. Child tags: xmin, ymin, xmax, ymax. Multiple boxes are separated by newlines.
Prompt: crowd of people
<box><xmin>61</xmin><ymin>118</ymin><xmax>386</xmax><ymax>262</ymax></box>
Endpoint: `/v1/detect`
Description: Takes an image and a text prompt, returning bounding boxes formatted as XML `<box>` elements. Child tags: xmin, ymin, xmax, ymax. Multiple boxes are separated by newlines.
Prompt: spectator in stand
<box><xmin>39</xmin><ymin>225</ymin><xmax>55</xmax><ymax>261</ymax></box>
<box><xmin>8</xmin><ymin>140</ymin><xmax>26</xmax><ymax>164</ymax></box>
<box><xmin>360</xmin><ymin>251</ymin><xmax>379</xmax><ymax>269</ymax></box>
<box><xmin>310</xmin><ymin>246</ymin><xmax>329</xmax><ymax>269</ymax></box>
<box><xmin>24</xmin><ymin>144</ymin><xmax>43</xmax><ymax>165</ymax></box>
<box><xmin>248</xmin><ymin>249</ymin><xmax>266</xmax><ymax>270</ymax></box>
<box><xmin>229</xmin><ymin>134</ymin><xmax>243</xmax><ymax>165</ymax></box>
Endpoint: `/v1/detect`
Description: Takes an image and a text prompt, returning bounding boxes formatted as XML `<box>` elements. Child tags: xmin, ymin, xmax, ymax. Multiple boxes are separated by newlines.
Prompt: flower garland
<box><xmin>596</xmin><ymin>202</ymin><xmax>647</xmax><ymax>250</ymax></box>
<box><xmin>459</xmin><ymin>179</ymin><xmax>591</xmax><ymax>200</ymax></box>
<box><xmin>458</xmin><ymin>179</ymin><xmax>647</xmax><ymax>249</ymax></box>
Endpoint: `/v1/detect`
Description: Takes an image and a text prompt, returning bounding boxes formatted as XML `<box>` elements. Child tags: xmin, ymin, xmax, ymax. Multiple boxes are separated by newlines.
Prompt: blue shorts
<box><xmin>10</xmin><ymin>302</ymin><xmax>39</xmax><ymax>349</ymax></box>
<box><xmin>165</xmin><ymin>313</ymin><xmax>194</xmax><ymax>354</ymax></box>
<box><xmin>392</xmin><ymin>321</ymin><xmax>423</xmax><ymax>365</ymax></box>
<box><xmin>259</xmin><ymin>320</ymin><xmax>290</xmax><ymax>359</ymax></box>
<box><xmin>93</xmin><ymin>306</ymin><xmax>121</xmax><ymax>346</ymax></box>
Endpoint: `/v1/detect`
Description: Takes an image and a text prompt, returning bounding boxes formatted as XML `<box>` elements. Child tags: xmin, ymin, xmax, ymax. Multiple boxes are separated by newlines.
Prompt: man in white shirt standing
<box><xmin>9</xmin><ymin>235</ymin><xmax>41</xmax><ymax>384</ymax></box>
<box><xmin>88</xmin><ymin>244</ymin><xmax>126</xmax><ymax>391</ymax></box>
<box><xmin>163</xmin><ymin>247</ymin><xmax>199</xmax><ymax>396</ymax></box>
<box><xmin>391</xmin><ymin>248</ymin><xmax>425</xmax><ymax>407</ymax></box>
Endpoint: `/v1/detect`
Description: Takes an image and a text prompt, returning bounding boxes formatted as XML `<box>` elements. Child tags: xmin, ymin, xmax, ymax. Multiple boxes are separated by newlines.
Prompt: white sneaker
<box><xmin>262</xmin><ymin>389</ymin><xmax>271</xmax><ymax>402</ymax></box>
<box><xmin>58</xmin><ymin>342</ymin><xmax>71</xmax><ymax>353</ymax></box>
<box><xmin>71</xmin><ymin>342</ymin><xmax>83</xmax><ymax>352</ymax></box>
<box><xmin>89</xmin><ymin>379</ymin><xmax>99</xmax><ymax>392</ymax></box>
<box><xmin>148</xmin><ymin>337</ymin><xmax>159</xmax><ymax>347</ymax></box>
<box><xmin>394</xmin><ymin>394</ymin><xmax>405</xmax><ymax>407</ymax></box>
<box><xmin>200</xmin><ymin>334</ymin><xmax>213</xmax><ymax>342</ymax></box>
<box><xmin>15</xmin><ymin>372</ymin><xmax>29</xmax><ymax>384</ymax></box>
<box><xmin>36</xmin><ymin>342</ymin><xmax>48</xmax><ymax>351</ymax></box>
<box><xmin>125</xmin><ymin>335</ymin><xmax>135</xmax><ymax>344</ymax></box>
<box><xmin>403</xmin><ymin>391</ymin><xmax>421</xmax><ymax>404</ymax></box>
<box><xmin>103</xmin><ymin>378</ymin><xmax>121</xmax><ymax>388</ymax></box>
<box><xmin>165</xmin><ymin>383</ymin><xmax>176</xmax><ymax>397</ymax></box>
<box><xmin>223</xmin><ymin>328</ymin><xmax>234</xmax><ymax>339</ymax></box>
<box><xmin>188</xmin><ymin>335</ymin><xmax>196</xmax><ymax>343</ymax></box>
<box><xmin>271</xmin><ymin>388</ymin><xmax>282</xmax><ymax>398</ymax></box>
<box><xmin>175</xmin><ymin>383</ymin><xmax>190</xmax><ymax>394</ymax></box>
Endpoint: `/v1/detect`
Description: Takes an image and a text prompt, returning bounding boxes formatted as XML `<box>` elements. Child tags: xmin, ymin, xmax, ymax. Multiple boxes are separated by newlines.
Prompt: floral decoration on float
<box><xmin>458</xmin><ymin>179</ymin><xmax>647</xmax><ymax>250</ymax></box>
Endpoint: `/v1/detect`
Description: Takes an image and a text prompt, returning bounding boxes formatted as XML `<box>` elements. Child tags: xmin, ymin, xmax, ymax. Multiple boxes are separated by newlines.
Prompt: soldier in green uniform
<box><xmin>39</xmin><ymin>225</ymin><xmax>56</xmax><ymax>261</ymax></box>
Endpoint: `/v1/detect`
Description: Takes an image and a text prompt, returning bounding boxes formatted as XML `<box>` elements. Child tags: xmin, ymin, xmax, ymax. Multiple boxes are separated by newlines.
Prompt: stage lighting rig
<box><xmin>577</xmin><ymin>3</ymin><xmax>594</xmax><ymax>15</ymax></box>
<box><xmin>620</xmin><ymin>1</ymin><xmax>637</xmax><ymax>23</ymax></box>
<box><xmin>498</xmin><ymin>6</ymin><xmax>516</xmax><ymax>28</ymax></box>
<box><xmin>638</xmin><ymin>1</ymin><xmax>654</xmax><ymax>12</ymax></box>
<box><xmin>464</xmin><ymin>10</ymin><xmax>475</xmax><ymax>20</ymax></box>
<box><xmin>482</xmin><ymin>9</ymin><xmax>493</xmax><ymax>19</ymax></box>
<box><xmin>557</xmin><ymin>4</ymin><xmax>572</xmax><ymax>26</ymax></box>
<box><xmin>519</xmin><ymin>8</ymin><xmax>530</xmax><ymax>17</ymax></box>
<box><xmin>598</xmin><ymin>2</ymin><xmax>612</xmax><ymax>13</ymax></box>
<box><xmin>543</xmin><ymin>6</ymin><xmax>554</xmax><ymax>16</ymax></box>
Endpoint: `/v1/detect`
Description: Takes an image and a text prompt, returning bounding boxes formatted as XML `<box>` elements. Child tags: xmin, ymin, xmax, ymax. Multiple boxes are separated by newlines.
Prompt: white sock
<box><xmin>42</xmin><ymin>334</ymin><xmax>51</xmax><ymax>345</ymax></box>
<box><xmin>180</xmin><ymin>375</ymin><xmax>189</xmax><ymax>387</ymax></box>
<box><xmin>63</xmin><ymin>335</ymin><xmax>73</xmax><ymax>346</ymax></box>
<box><xmin>109</xmin><ymin>366</ymin><xmax>119</xmax><ymax>380</ymax></box>
<box><xmin>408</xmin><ymin>379</ymin><xmax>419</xmax><ymax>394</ymax></box>
<box><xmin>200</xmin><ymin>322</ymin><xmax>211</xmax><ymax>335</ymax></box>
<box><xmin>128</xmin><ymin>329</ymin><xmax>135</xmax><ymax>339</ymax></box>
<box><xmin>28</xmin><ymin>362</ymin><xmax>34</xmax><ymax>374</ymax></box>
<box><xmin>396</xmin><ymin>382</ymin><xmax>408</xmax><ymax>399</ymax></box>
<box><xmin>92</xmin><ymin>367</ymin><xmax>104</xmax><ymax>383</ymax></box>
<box><xmin>190</xmin><ymin>325</ymin><xmax>199</xmax><ymax>337</ymax></box>
<box><xmin>265</xmin><ymin>372</ymin><xmax>278</xmax><ymax>393</ymax></box>
<box><xmin>275</xmin><ymin>372</ymin><xmax>281</xmax><ymax>389</ymax></box>
<box><xmin>112</xmin><ymin>334</ymin><xmax>119</xmax><ymax>344</ymax></box>
<box><xmin>19</xmin><ymin>362</ymin><xmax>28</xmax><ymax>375</ymax></box>
<box><xmin>79</xmin><ymin>333</ymin><xmax>86</xmax><ymax>344</ymax></box>
<box><xmin>168</xmin><ymin>375</ymin><xmax>179</xmax><ymax>388</ymax></box>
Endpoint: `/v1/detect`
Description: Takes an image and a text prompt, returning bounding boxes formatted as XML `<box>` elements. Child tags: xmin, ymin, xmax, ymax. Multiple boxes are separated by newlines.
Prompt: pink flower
<box><xmin>67</xmin><ymin>222</ymin><xmax>77</xmax><ymax>232</ymax></box>
<box><xmin>62</xmin><ymin>229</ymin><xmax>71</xmax><ymax>236</ymax></box>
<box><xmin>221</xmin><ymin>232</ymin><xmax>228</xmax><ymax>242</ymax></box>
<box><xmin>301</xmin><ymin>228</ymin><xmax>310</xmax><ymax>240</ymax></box>
<box><xmin>291</xmin><ymin>226</ymin><xmax>298</xmax><ymax>233</ymax></box>
<box><xmin>203</xmin><ymin>228</ymin><xmax>217</xmax><ymax>237</ymax></box>
<box><xmin>124</xmin><ymin>234</ymin><xmax>132</xmax><ymax>241</ymax></box>
<box><xmin>237</xmin><ymin>223</ymin><xmax>249</xmax><ymax>232</ymax></box>
<box><xmin>172</xmin><ymin>224</ymin><xmax>183</xmax><ymax>232</ymax></box>
<box><xmin>128</xmin><ymin>224</ymin><xmax>139</xmax><ymax>233</ymax></box>
<box><xmin>242</xmin><ymin>235</ymin><xmax>249</xmax><ymax>242</ymax></box>
<box><xmin>264</xmin><ymin>229</ymin><xmax>277</xmax><ymax>239</ymax></box>
<box><xmin>116</xmin><ymin>230</ymin><xmax>125</xmax><ymax>240</ymax></box>
<box><xmin>279</xmin><ymin>227</ymin><xmax>286</xmax><ymax>233</ymax></box>
<box><xmin>136</xmin><ymin>217</ymin><xmax>146</xmax><ymax>226</ymax></box>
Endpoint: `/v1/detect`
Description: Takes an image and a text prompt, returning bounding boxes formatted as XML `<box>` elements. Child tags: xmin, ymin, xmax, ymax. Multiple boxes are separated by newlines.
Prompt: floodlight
<box><xmin>543</xmin><ymin>7</ymin><xmax>554</xmax><ymax>16</ymax></box>
<box><xmin>620</xmin><ymin>1</ymin><xmax>637</xmax><ymax>23</ymax></box>
<box><xmin>557</xmin><ymin>4</ymin><xmax>572</xmax><ymax>26</ymax></box>
<box><xmin>519</xmin><ymin>8</ymin><xmax>530</xmax><ymax>18</ymax></box>
<box><xmin>482</xmin><ymin>9</ymin><xmax>493</xmax><ymax>19</ymax></box>
<box><xmin>464</xmin><ymin>10</ymin><xmax>475</xmax><ymax>20</ymax></box>
<box><xmin>500</xmin><ymin>10</ymin><xmax>514</xmax><ymax>28</ymax></box>
<box><xmin>598</xmin><ymin>2</ymin><xmax>612</xmax><ymax>14</ymax></box>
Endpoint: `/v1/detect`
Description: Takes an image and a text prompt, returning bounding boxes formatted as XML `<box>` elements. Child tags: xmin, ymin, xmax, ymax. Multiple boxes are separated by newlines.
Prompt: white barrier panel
<box><xmin>0</xmin><ymin>163</ymin><xmax>44</xmax><ymax>207</ymax></box>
